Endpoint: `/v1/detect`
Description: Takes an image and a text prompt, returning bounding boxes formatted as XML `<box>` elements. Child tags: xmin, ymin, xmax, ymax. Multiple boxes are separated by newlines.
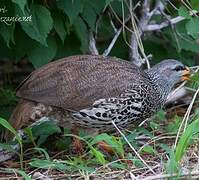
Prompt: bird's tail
<box><xmin>1</xmin><ymin>99</ymin><xmax>35</xmax><ymax>142</ymax></box>
<box><xmin>0</xmin><ymin>99</ymin><xmax>36</xmax><ymax>163</ymax></box>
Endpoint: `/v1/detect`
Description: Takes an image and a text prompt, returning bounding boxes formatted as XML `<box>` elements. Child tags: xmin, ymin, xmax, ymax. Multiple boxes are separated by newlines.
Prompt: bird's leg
<box><xmin>71</xmin><ymin>127</ymin><xmax>84</xmax><ymax>155</ymax></box>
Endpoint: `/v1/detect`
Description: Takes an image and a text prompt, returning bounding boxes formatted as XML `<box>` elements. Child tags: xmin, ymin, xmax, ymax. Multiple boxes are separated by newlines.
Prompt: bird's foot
<box><xmin>30</xmin><ymin>103</ymin><xmax>52</xmax><ymax>120</ymax></box>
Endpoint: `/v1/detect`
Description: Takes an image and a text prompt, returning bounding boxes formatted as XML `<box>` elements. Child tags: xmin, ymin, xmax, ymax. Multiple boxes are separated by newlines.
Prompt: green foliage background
<box><xmin>0</xmin><ymin>0</ymin><xmax>198</xmax><ymax>69</ymax></box>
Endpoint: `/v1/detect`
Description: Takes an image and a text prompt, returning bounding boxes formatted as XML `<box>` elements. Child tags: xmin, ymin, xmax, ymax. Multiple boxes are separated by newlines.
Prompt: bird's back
<box><xmin>17</xmin><ymin>55</ymin><xmax>153</xmax><ymax>111</ymax></box>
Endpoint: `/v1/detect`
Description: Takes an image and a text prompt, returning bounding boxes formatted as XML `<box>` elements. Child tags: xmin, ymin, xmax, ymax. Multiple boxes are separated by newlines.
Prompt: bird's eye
<box><xmin>173</xmin><ymin>65</ymin><xmax>185</xmax><ymax>71</ymax></box>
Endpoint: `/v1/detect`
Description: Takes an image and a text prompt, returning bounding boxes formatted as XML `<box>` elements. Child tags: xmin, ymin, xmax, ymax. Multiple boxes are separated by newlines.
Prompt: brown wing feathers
<box><xmin>17</xmin><ymin>55</ymin><xmax>146</xmax><ymax>111</ymax></box>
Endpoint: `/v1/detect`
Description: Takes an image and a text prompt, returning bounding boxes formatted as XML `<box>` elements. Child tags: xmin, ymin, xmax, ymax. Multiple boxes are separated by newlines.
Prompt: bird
<box><xmin>1</xmin><ymin>55</ymin><xmax>190</xmax><ymax>147</ymax></box>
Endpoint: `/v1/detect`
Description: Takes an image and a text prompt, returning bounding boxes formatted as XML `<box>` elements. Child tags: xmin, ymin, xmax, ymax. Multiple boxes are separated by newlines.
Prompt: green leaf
<box><xmin>166</xmin><ymin>149</ymin><xmax>179</xmax><ymax>174</ymax></box>
<box><xmin>185</xmin><ymin>17</ymin><xmax>199</xmax><ymax>39</ymax></box>
<box><xmin>164</xmin><ymin>21</ymin><xmax>199</xmax><ymax>53</ymax></box>
<box><xmin>52</xmin><ymin>12</ymin><xmax>67</xmax><ymax>43</ymax></box>
<box><xmin>31</xmin><ymin>118</ymin><xmax>61</xmax><ymax>145</ymax></box>
<box><xmin>27</xmin><ymin>36</ymin><xmax>57</xmax><ymax>68</ymax></box>
<box><xmin>13</xmin><ymin>169</ymin><xmax>31</xmax><ymax>180</ymax></box>
<box><xmin>12</xmin><ymin>0</ymin><xmax>27</xmax><ymax>13</ymax></box>
<box><xmin>89</xmin><ymin>0</ymin><xmax>106</xmax><ymax>15</ymax></box>
<box><xmin>20</xmin><ymin>5</ymin><xmax>53</xmax><ymax>46</ymax></box>
<box><xmin>55</xmin><ymin>33</ymin><xmax>81</xmax><ymax>59</ymax></box>
<box><xmin>0</xmin><ymin>117</ymin><xmax>22</xmax><ymax>143</ymax></box>
<box><xmin>0</xmin><ymin>23</ymin><xmax>15</xmax><ymax>47</ymax></box>
<box><xmin>73</xmin><ymin>16</ymin><xmax>89</xmax><ymax>52</ymax></box>
<box><xmin>0</xmin><ymin>117</ymin><xmax>23</xmax><ymax>169</ymax></box>
<box><xmin>30</xmin><ymin>159</ymin><xmax>71</xmax><ymax>171</ymax></box>
<box><xmin>191</xmin><ymin>0</ymin><xmax>199</xmax><ymax>11</ymax></box>
<box><xmin>91</xmin><ymin>133</ymin><xmax>124</xmax><ymax>156</ymax></box>
<box><xmin>57</xmin><ymin>0</ymin><xmax>84</xmax><ymax>24</ymax></box>
<box><xmin>90</xmin><ymin>146</ymin><xmax>106</xmax><ymax>165</ymax></box>
<box><xmin>178</xmin><ymin>6</ymin><xmax>190</xmax><ymax>19</ymax></box>
<box><xmin>13</xmin><ymin>25</ymin><xmax>33</xmax><ymax>61</ymax></box>
<box><xmin>140</xmin><ymin>145</ymin><xmax>157</xmax><ymax>155</ymax></box>
<box><xmin>82</xmin><ymin>4</ymin><xmax>97</xmax><ymax>30</ymax></box>
<box><xmin>33</xmin><ymin>147</ymin><xmax>50</xmax><ymax>160</ymax></box>
<box><xmin>175</xmin><ymin>117</ymin><xmax>199</xmax><ymax>162</ymax></box>
<box><xmin>106</xmin><ymin>0</ymin><xmax>113</xmax><ymax>7</ymax></box>
<box><xmin>187</xmin><ymin>72</ymin><xmax>199</xmax><ymax>90</ymax></box>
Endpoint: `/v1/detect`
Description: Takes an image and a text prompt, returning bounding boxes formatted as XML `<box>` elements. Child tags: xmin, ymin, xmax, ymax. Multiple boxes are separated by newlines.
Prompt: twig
<box><xmin>129</xmin><ymin>0</ymin><xmax>161</xmax><ymax>68</ymax></box>
<box><xmin>145</xmin><ymin>16</ymin><xmax>185</xmax><ymax>31</ymax></box>
<box><xmin>102</xmin><ymin>15</ymin><xmax>131</xmax><ymax>57</ymax></box>
<box><xmin>112</xmin><ymin>120</ymin><xmax>155</xmax><ymax>174</ymax></box>
<box><xmin>103</xmin><ymin>28</ymin><xmax>122</xmax><ymax>57</ymax></box>
<box><xmin>88</xmin><ymin>30</ymin><xmax>99</xmax><ymax>55</ymax></box>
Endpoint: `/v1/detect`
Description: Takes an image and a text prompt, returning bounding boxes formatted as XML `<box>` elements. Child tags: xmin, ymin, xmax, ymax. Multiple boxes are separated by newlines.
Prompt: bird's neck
<box><xmin>146</xmin><ymin>70</ymin><xmax>172</xmax><ymax>102</ymax></box>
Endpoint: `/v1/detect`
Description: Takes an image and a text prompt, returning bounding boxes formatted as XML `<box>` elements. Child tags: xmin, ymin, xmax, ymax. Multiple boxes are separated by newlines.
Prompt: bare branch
<box><xmin>103</xmin><ymin>27</ymin><xmax>122</xmax><ymax>57</ymax></box>
<box><xmin>103</xmin><ymin>15</ymin><xmax>131</xmax><ymax>57</ymax></box>
<box><xmin>129</xmin><ymin>0</ymin><xmax>154</xmax><ymax>67</ymax></box>
<box><xmin>145</xmin><ymin>16</ymin><xmax>185</xmax><ymax>31</ymax></box>
<box><xmin>88</xmin><ymin>31</ymin><xmax>99</xmax><ymax>55</ymax></box>
<box><xmin>112</xmin><ymin>120</ymin><xmax>156</xmax><ymax>174</ymax></box>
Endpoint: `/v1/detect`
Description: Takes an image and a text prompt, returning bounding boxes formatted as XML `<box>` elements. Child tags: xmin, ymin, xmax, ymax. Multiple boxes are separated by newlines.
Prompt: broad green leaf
<box><xmin>27</xmin><ymin>36</ymin><xmax>57</xmax><ymax>68</ymax></box>
<box><xmin>73</xmin><ymin>16</ymin><xmax>89</xmax><ymax>52</ymax></box>
<box><xmin>31</xmin><ymin>118</ymin><xmax>61</xmax><ymax>145</ymax></box>
<box><xmin>82</xmin><ymin>4</ymin><xmax>97</xmax><ymax>30</ymax></box>
<box><xmin>164</xmin><ymin>21</ymin><xmax>199</xmax><ymax>53</ymax></box>
<box><xmin>178</xmin><ymin>6</ymin><xmax>190</xmax><ymax>19</ymax></box>
<box><xmin>191</xmin><ymin>0</ymin><xmax>199</xmax><ymax>11</ymax></box>
<box><xmin>12</xmin><ymin>0</ymin><xmax>27</xmax><ymax>13</ymax></box>
<box><xmin>55</xmin><ymin>33</ymin><xmax>81</xmax><ymax>59</ymax></box>
<box><xmin>0</xmin><ymin>23</ymin><xmax>15</xmax><ymax>47</ymax></box>
<box><xmin>89</xmin><ymin>0</ymin><xmax>106</xmax><ymax>15</ymax></box>
<box><xmin>13</xmin><ymin>25</ymin><xmax>33</xmax><ymax>61</ymax></box>
<box><xmin>20</xmin><ymin>5</ymin><xmax>53</xmax><ymax>46</ymax></box>
<box><xmin>185</xmin><ymin>17</ymin><xmax>199</xmax><ymax>39</ymax></box>
<box><xmin>57</xmin><ymin>0</ymin><xmax>84</xmax><ymax>24</ymax></box>
<box><xmin>52</xmin><ymin>12</ymin><xmax>67</xmax><ymax>43</ymax></box>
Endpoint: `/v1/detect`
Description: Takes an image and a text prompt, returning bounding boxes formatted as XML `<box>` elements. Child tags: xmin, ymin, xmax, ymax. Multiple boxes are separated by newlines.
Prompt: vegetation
<box><xmin>0</xmin><ymin>0</ymin><xmax>199</xmax><ymax>179</ymax></box>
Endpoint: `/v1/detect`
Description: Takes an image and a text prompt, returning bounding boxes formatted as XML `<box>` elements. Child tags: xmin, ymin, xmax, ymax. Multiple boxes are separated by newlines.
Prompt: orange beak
<box><xmin>182</xmin><ymin>66</ymin><xmax>191</xmax><ymax>81</ymax></box>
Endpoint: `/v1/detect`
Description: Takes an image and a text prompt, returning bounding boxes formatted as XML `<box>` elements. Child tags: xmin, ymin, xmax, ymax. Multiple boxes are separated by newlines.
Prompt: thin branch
<box><xmin>129</xmin><ymin>0</ymin><xmax>160</xmax><ymax>68</ymax></box>
<box><xmin>145</xmin><ymin>16</ymin><xmax>185</xmax><ymax>31</ymax></box>
<box><xmin>88</xmin><ymin>31</ymin><xmax>99</xmax><ymax>55</ymax></box>
<box><xmin>103</xmin><ymin>28</ymin><xmax>122</xmax><ymax>57</ymax></box>
<box><xmin>112</xmin><ymin>120</ymin><xmax>156</xmax><ymax>174</ymax></box>
<box><xmin>102</xmin><ymin>15</ymin><xmax>131</xmax><ymax>57</ymax></box>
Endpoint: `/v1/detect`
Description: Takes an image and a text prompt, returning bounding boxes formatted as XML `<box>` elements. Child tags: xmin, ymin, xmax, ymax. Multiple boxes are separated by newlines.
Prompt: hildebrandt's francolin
<box><xmin>2</xmin><ymin>55</ymin><xmax>190</xmax><ymax>142</ymax></box>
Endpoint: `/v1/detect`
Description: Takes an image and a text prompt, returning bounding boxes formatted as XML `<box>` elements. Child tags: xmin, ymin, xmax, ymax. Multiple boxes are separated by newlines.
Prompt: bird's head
<box><xmin>146</xmin><ymin>59</ymin><xmax>190</xmax><ymax>95</ymax></box>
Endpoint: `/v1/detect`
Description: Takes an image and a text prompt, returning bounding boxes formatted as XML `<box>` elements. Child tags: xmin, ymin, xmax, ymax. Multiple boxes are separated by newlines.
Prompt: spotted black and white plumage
<box><xmin>72</xmin><ymin>84</ymin><xmax>162</xmax><ymax>131</ymax></box>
